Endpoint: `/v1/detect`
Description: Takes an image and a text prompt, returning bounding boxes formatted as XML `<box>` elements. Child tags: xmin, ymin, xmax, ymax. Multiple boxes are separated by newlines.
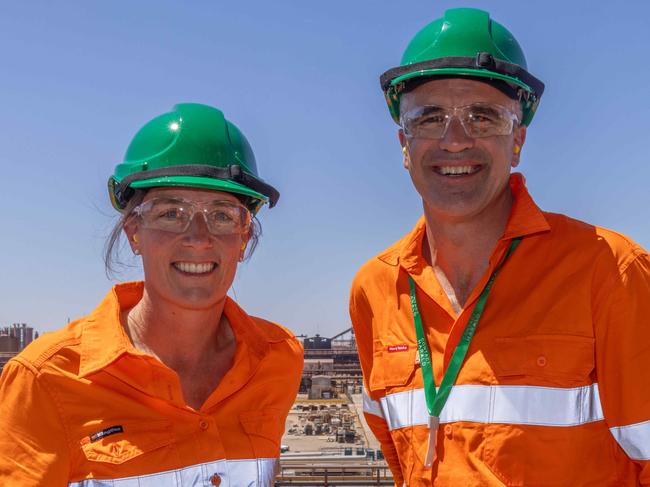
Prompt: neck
<box><xmin>423</xmin><ymin>187</ymin><xmax>513</xmax><ymax>306</ymax></box>
<box><xmin>124</xmin><ymin>288</ymin><xmax>231</xmax><ymax>371</ymax></box>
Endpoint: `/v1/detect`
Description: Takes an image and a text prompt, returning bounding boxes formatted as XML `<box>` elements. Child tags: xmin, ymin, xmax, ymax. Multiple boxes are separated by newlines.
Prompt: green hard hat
<box><xmin>108</xmin><ymin>103</ymin><xmax>279</xmax><ymax>213</ymax></box>
<box><xmin>380</xmin><ymin>8</ymin><xmax>545</xmax><ymax>126</ymax></box>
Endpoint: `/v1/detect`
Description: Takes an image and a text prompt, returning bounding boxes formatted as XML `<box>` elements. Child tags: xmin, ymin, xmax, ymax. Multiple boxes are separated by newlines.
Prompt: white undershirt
<box><xmin>429</xmin><ymin>246</ymin><xmax>462</xmax><ymax>316</ymax></box>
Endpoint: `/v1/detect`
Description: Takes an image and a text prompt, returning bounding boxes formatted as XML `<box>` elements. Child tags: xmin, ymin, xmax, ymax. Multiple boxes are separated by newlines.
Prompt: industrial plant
<box><xmin>277</xmin><ymin>328</ymin><xmax>393</xmax><ymax>486</ymax></box>
<box><xmin>0</xmin><ymin>323</ymin><xmax>37</xmax><ymax>373</ymax></box>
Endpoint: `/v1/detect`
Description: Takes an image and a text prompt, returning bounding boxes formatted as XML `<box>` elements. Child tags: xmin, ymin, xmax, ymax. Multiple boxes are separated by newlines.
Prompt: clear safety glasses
<box><xmin>133</xmin><ymin>198</ymin><xmax>252</xmax><ymax>236</ymax></box>
<box><xmin>400</xmin><ymin>103</ymin><xmax>520</xmax><ymax>139</ymax></box>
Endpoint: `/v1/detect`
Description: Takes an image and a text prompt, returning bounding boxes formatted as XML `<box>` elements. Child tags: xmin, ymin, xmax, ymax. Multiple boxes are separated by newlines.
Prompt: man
<box><xmin>350</xmin><ymin>8</ymin><xmax>650</xmax><ymax>486</ymax></box>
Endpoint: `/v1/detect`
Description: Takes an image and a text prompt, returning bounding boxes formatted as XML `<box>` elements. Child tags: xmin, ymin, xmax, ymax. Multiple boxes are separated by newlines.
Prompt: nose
<box><xmin>438</xmin><ymin>116</ymin><xmax>474</xmax><ymax>153</ymax></box>
<box><xmin>182</xmin><ymin>212</ymin><xmax>213</xmax><ymax>247</ymax></box>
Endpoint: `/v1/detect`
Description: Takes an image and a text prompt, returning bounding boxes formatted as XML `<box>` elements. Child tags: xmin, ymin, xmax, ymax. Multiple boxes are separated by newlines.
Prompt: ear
<box><xmin>511</xmin><ymin>124</ymin><xmax>527</xmax><ymax>168</ymax></box>
<box><xmin>239</xmin><ymin>230</ymin><xmax>252</xmax><ymax>262</ymax></box>
<box><xmin>398</xmin><ymin>129</ymin><xmax>410</xmax><ymax>170</ymax></box>
<box><xmin>123</xmin><ymin>216</ymin><xmax>141</xmax><ymax>255</ymax></box>
<box><xmin>238</xmin><ymin>240</ymin><xmax>248</xmax><ymax>262</ymax></box>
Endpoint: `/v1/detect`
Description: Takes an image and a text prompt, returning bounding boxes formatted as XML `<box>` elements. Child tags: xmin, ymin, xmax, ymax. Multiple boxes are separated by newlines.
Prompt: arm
<box><xmin>0</xmin><ymin>359</ymin><xmax>70</xmax><ymax>486</ymax></box>
<box><xmin>363</xmin><ymin>394</ymin><xmax>405</xmax><ymax>487</ymax></box>
<box><xmin>350</xmin><ymin>282</ymin><xmax>404</xmax><ymax>486</ymax></box>
<box><xmin>594</xmin><ymin>250</ymin><xmax>650</xmax><ymax>484</ymax></box>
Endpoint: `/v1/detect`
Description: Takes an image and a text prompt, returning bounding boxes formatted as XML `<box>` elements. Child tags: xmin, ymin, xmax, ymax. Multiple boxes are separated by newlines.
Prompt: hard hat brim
<box><xmin>129</xmin><ymin>175</ymin><xmax>268</xmax><ymax>205</ymax></box>
<box><xmin>109</xmin><ymin>163</ymin><xmax>280</xmax><ymax>213</ymax></box>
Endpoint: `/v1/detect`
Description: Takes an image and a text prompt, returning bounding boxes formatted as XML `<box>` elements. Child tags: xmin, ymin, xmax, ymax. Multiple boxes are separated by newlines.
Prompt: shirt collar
<box><xmin>78</xmin><ymin>282</ymin><xmax>140</xmax><ymax>377</ymax></box>
<box><xmin>501</xmin><ymin>172</ymin><xmax>550</xmax><ymax>239</ymax></box>
<box><xmin>79</xmin><ymin>281</ymin><xmax>269</xmax><ymax>378</ymax></box>
<box><xmin>378</xmin><ymin>172</ymin><xmax>550</xmax><ymax>272</ymax></box>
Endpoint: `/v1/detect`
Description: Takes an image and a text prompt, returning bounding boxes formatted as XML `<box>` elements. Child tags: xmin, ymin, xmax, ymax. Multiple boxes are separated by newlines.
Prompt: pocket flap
<box><xmin>240</xmin><ymin>409</ymin><xmax>284</xmax><ymax>444</ymax></box>
<box><xmin>375</xmin><ymin>342</ymin><xmax>417</xmax><ymax>388</ymax></box>
<box><xmin>80</xmin><ymin>420</ymin><xmax>172</xmax><ymax>465</ymax></box>
<box><xmin>493</xmin><ymin>334</ymin><xmax>595</xmax><ymax>382</ymax></box>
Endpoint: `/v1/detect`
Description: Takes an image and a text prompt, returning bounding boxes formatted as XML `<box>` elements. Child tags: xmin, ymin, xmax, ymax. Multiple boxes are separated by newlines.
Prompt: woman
<box><xmin>0</xmin><ymin>103</ymin><xmax>303</xmax><ymax>486</ymax></box>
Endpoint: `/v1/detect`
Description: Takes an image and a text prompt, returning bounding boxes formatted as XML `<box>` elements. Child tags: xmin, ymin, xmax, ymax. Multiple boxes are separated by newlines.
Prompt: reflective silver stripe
<box><xmin>610</xmin><ymin>419</ymin><xmax>650</xmax><ymax>460</ymax></box>
<box><xmin>69</xmin><ymin>457</ymin><xmax>277</xmax><ymax>486</ymax></box>
<box><xmin>362</xmin><ymin>388</ymin><xmax>384</xmax><ymax>418</ymax></box>
<box><xmin>380</xmin><ymin>384</ymin><xmax>604</xmax><ymax>431</ymax></box>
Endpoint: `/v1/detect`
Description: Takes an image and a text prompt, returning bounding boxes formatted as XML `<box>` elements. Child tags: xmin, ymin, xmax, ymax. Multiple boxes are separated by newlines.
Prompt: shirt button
<box><xmin>210</xmin><ymin>473</ymin><xmax>221</xmax><ymax>485</ymax></box>
<box><xmin>444</xmin><ymin>424</ymin><xmax>453</xmax><ymax>437</ymax></box>
<box><xmin>199</xmin><ymin>419</ymin><xmax>209</xmax><ymax>430</ymax></box>
<box><xmin>537</xmin><ymin>356</ymin><xmax>547</xmax><ymax>367</ymax></box>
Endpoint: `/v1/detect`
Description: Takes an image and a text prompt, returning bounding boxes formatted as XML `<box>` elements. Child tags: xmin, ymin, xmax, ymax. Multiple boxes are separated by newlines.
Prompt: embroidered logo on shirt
<box><xmin>89</xmin><ymin>425</ymin><xmax>124</xmax><ymax>443</ymax></box>
<box><xmin>387</xmin><ymin>344</ymin><xmax>409</xmax><ymax>353</ymax></box>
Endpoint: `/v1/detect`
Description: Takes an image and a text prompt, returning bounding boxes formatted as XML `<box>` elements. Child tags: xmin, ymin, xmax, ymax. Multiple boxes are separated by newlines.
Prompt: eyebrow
<box><xmin>147</xmin><ymin>197</ymin><xmax>188</xmax><ymax>204</ymax></box>
<box><xmin>469</xmin><ymin>105</ymin><xmax>500</xmax><ymax>116</ymax></box>
<box><xmin>419</xmin><ymin>105</ymin><xmax>445</xmax><ymax>114</ymax></box>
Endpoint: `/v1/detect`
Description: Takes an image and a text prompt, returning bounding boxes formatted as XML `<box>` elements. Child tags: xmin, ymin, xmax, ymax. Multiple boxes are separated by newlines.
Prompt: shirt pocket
<box><xmin>80</xmin><ymin>420</ymin><xmax>173</xmax><ymax>466</ymax></box>
<box><xmin>482</xmin><ymin>334</ymin><xmax>611</xmax><ymax>486</ymax></box>
<box><xmin>492</xmin><ymin>334</ymin><xmax>595</xmax><ymax>386</ymax></box>
<box><xmin>371</xmin><ymin>338</ymin><xmax>417</xmax><ymax>392</ymax></box>
<box><xmin>240</xmin><ymin>408</ymin><xmax>285</xmax><ymax>458</ymax></box>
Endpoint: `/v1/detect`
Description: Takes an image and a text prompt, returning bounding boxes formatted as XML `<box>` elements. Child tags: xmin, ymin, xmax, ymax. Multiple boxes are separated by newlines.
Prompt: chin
<box><xmin>171</xmin><ymin>290</ymin><xmax>225</xmax><ymax>310</ymax></box>
<box><xmin>143</xmin><ymin>266</ymin><xmax>235</xmax><ymax>310</ymax></box>
<box><xmin>426</xmin><ymin>198</ymin><xmax>486</xmax><ymax>219</ymax></box>
<box><xmin>158</xmin><ymin>279</ymin><xmax>229</xmax><ymax>310</ymax></box>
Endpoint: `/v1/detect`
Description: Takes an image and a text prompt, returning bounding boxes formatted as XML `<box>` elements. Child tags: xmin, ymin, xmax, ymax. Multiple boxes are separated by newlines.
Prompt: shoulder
<box><xmin>224</xmin><ymin>297</ymin><xmax>303</xmax><ymax>366</ymax></box>
<box><xmin>250</xmin><ymin>316</ymin><xmax>304</xmax><ymax>376</ymax></box>
<box><xmin>544</xmin><ymin>211</ymin><xmax>648</xmax><ymax>273</ymax></box>
<box><xmin>0</xmin><ymin>319</ymin><xmax>87</xmax><ymax>419</ymax></box>
<box><xmin>8</xmin><ymin>318</ymin><xmax>86</xmax><ymax>375</ymax></box>
<box><xmin>593</xmin><ymin>225</ymin><xmax>648</xmax><ymax>272</ymax></box>
<box><xmin>350</xmin><ymin>235</ymin><xmax>409</xmax><ymax>306</ymax></box>
<box><xmin>249</xmin><ymin>316</ymin><xmax>303</xmax><ymax>360</ymax></box>
<box><xmin>250</xmin><ymin>316</ymin><xmax>300</xmax><ymax>345</ymax></box>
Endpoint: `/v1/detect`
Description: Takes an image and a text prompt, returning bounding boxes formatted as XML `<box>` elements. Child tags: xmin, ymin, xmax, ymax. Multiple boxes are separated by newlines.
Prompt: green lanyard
<box><xmin>408</xmin><ymin>237</ymin><xmax>521</xmax><ymax>466</ymax></box>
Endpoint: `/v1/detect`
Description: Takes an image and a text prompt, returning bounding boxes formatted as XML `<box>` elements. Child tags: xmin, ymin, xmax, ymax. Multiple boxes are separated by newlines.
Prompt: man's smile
<box><xmin>432</xmin><ymin>164</ymin><xmax>483</xmax><ymax>177</ymax></box>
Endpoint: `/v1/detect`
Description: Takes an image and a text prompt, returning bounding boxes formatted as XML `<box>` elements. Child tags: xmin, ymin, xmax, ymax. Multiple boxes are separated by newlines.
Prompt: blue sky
<box><xmin>1</xmin><ymin>0</ymin><xmax>649</xmax><ymax>337</ymax></box>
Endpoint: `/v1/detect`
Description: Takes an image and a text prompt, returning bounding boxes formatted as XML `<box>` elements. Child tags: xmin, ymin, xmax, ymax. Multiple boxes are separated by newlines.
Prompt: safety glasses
<box><xmin>133</xmin><ymin>198</ymin><xmax>251</xmax><ymax>236</ymax></box>
<box><xmin>400</xmin><ymin>103</ymin><xmax>519</xmax><ymax>139</ymax></box>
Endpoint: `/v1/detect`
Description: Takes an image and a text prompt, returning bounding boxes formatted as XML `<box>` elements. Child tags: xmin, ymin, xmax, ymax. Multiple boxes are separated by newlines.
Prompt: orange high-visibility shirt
<box><xmin>350</xmin><ymin>174</ymin><xmax>650</xmax><ymax>486</ymax></box>
<box><xmin>0</xmin><ymin>282</ymin><xmax>303</xmax><ymax>486</ymax></box>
